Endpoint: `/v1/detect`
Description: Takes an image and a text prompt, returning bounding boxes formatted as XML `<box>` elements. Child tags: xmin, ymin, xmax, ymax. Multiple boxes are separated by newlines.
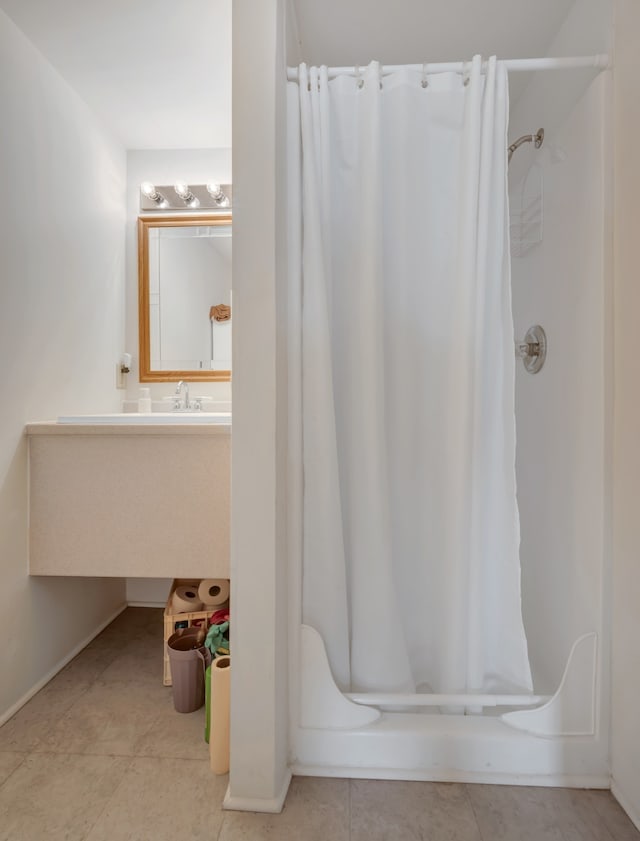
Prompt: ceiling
<box><xmin>290</xmin><ymin>0</ymin><xmax>576</xmax><ymax>101</ymax></box>
<box><xmin>0</xmin><ymin>0</ymin><xmax>231</xmax><ymax>150</ymax></box>
<box><xmin>291</xmin><ymin>0</ymin><xmax>575</xmax><ymax>65</ymax></box>
<box><xmin>0</xmin><ymin>0</ymin><xmax>586</xmax><ymax>150</ymax></box>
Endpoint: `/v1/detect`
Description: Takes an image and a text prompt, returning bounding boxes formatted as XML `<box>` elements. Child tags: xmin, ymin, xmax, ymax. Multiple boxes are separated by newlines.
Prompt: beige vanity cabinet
<box><xmin>26</xmin><ymin>423</ymin><xmax>230</xmax><ymax>578</ymax></box>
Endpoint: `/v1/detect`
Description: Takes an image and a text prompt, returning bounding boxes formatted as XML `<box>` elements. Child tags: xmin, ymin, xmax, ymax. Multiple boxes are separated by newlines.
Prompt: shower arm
<box><xmin>508</xmin><ymin>128</ymin><xmax>544</xmax><ymax>163</ymax></box>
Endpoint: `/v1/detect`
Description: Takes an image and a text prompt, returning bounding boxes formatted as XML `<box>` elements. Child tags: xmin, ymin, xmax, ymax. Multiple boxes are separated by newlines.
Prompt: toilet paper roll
<box><xmin>198</xmin><ymin>578</ymin><xmax>230</xmax><ymax>608</ymax></box>
<box><xmin>172</xmin><ymin>585</ymin><xmax>204</xmax><ymax>614</ymax></box>
<box><xmin>210</xmin><ymin>656</ymin><xmax>230</xmax><ymax>775</ymax></box>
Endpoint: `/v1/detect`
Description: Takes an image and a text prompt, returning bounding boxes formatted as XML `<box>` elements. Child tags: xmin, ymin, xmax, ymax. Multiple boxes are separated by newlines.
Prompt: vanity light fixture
<box><xmin>140</xmin><ymin>183</ymin><xmax>232</xmax><ymax>211</ymax></box>
<box><xmin>140</xmin><ymin>182</ymin><xmax>167</xmax><ymax>205</ymax></box>
<box><xmin>174</xmin><ymin>182</ymin><xmax>199</xmax><ymax>206</ymax></box>
<box><xmin>206</xmin><ymin>183</ymin><xmax>229</xmax><ymax>207</ymax></box>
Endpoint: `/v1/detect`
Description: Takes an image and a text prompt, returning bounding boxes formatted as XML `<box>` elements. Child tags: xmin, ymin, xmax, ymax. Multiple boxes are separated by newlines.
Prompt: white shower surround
<box><xmin>286</xmin><ymin>67</ymin><xmax>611</xmax><ymax>784</ymax></box>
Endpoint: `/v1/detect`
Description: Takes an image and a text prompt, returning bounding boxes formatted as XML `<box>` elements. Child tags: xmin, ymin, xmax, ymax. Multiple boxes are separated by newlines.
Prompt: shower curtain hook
<box><xmin>463</xmin><ymin>61</ymin><xmax>471</xmax><ymax>87</ymax></box>
<box><xmin>421</xmin><ymin>63</ymin><xmax>429</xmax><ymax>88</ymax></box>
<box><xmin>355</xmin><ymin>64</ymin><xmax>364</xmax><ymax>89</ymax></box>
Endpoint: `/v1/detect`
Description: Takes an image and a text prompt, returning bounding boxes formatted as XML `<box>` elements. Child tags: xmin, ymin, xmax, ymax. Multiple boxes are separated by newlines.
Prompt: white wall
<box><xmin>504</xmin><ymin>0</ymin><xmax>613</xmax><ymax>781</ymax></box>
<box><xmin>508</xmin><ymin>0</ymin><xmax>612</xmax><ymax>144</ymax></box>
<box><xmin>0</xmin><ymin>9</ymin><xmax>127</xmax><ymax>721</ymax></box>
<box><xmin>226</xmin><ymin>0</ymin><xmax>291</xmax><ymax>812</ymax></box>
<box><xmin>126</xmin><ymin>578</ymin><xmax>173</xmax><ymax>606</ymax></box>
<box><xmin>611</xmin><ymin>0</ymin><xmax>640</xmax><ymax>827</ymax></box>
<box><xmin>511</xmin><ymin>72</ymin><xmax>612</xmax><ymax>723</ymax></box>
<box><xmin>125</xmin><ymin>148</ymin><xmax>232</xmax><ymax>400</ymax></box>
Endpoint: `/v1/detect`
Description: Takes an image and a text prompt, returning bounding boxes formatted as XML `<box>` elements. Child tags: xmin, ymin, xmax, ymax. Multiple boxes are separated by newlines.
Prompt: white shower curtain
<box><xmin>288</xmin><ymin>56</ymin><xmax>533</xmax><ymax>697</ymax></box>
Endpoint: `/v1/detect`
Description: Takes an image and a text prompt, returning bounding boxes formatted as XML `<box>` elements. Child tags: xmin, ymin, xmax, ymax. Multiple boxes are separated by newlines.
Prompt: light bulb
<box><xmin>174</xmin><ymin>182</ymin><xmax>192</xmax><ymax>201</ymax></box>
<box><xmin>141</xmin><ymin>182</ymin><xmax>159</xmax><ymax>200</ymax></box>
<box><xmin>207</xmin><ymin>183</ymin><xmax>229</xmax><ymax>207</ymax></box>
<box><xmin>206</xmin><ymin>182</ymin><xmax>223</xmax><ymax>199</ymax></box>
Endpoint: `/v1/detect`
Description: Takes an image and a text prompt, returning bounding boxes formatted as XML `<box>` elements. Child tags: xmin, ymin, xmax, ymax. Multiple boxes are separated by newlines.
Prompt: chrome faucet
<box><xmin>174</xmin><ymin>380</ymin><xmax>190</xmax><ymax>411</ymax></box>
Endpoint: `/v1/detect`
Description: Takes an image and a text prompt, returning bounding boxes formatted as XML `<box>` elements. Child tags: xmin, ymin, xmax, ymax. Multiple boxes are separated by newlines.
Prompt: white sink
<box><xmin>57</xmin><ymin>412</ymin><xmax>231</xmax><ymax>425</ymax></box>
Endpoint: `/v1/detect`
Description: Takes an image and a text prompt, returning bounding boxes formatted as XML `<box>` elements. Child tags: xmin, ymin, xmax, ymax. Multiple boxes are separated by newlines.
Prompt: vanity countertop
<box><xmin>26</xmin><ymin>421</ymin><xmax>230</xmax><ymax>436</ymax></box>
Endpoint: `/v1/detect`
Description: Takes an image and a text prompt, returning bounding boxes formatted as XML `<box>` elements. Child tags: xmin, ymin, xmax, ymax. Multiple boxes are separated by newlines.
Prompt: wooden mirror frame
<box><xmin>138</xmin><ymin>214</ymin><xmax>232</xmax><ymax>382</ymax></box>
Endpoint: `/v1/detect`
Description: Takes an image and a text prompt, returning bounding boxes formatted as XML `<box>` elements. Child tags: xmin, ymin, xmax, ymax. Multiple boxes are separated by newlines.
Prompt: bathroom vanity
<box><xmin>26</xmin><ymin>419</ymin><xmax>230</xmax><ymax>578</ymax></box>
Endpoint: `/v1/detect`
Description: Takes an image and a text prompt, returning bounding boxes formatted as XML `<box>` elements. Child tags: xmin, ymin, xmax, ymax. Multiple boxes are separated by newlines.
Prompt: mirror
<box><xmin>138</xmin><ymin>215</ymin><xmax>232</xmax><ymax>382</ymax></box>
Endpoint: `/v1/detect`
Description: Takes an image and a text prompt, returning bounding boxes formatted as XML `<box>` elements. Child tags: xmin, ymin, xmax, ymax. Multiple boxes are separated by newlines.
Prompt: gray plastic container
<box><xmin>167</xmin><ymin>627</ymin><xmax>212</xmax><ymax>713</ymax></box>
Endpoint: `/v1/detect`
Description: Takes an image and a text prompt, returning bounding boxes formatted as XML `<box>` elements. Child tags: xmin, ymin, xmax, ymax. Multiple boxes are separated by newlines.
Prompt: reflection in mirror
<box><xmin>149</xmin><ymin>225</ymin><xmax>231</xmax><ymax>369</ymax></box>
<box><xmin>138</xmin><ymin>215</ymin><xmax>231</xmax><ymax>382</ymax></box>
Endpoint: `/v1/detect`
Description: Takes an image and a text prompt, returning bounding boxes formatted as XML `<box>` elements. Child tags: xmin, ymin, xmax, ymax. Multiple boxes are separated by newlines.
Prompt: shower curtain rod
<box><xmin>286</xmin><ymin>54</ymin><xmax>610</xmax><ymax>81</ymax></box>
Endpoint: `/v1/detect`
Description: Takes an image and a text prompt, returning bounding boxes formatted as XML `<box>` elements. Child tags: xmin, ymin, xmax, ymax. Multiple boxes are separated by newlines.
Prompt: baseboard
<box><xmin>127</xmin><ymin>600</ymin><xmax>166</xmax><ymax>609</ymax></box>
<box><xmin>0</xmin><ymin>602</ymin><xmax>127</xmax><ymax>728</ymax></box>
<box><xmin>223</xmin><ymin>769</ymin><xmax>292</xmax><ymax>813</ymax></box>
<box><xmin>611</xmin><ymin>779</ymin><xmax>640</xmax><ymax>831</ymax></box>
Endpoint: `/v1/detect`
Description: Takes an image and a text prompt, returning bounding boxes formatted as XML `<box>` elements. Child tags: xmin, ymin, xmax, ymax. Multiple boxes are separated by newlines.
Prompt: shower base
<box><xmin>292</xmin><ymin>711</ymin><xmax>609</xmax><ymax>787</ymax></box>
<box><xmin>292</xmin><ymin>625</ymin><xmax>609</xmax><ymax>788</ymax></box>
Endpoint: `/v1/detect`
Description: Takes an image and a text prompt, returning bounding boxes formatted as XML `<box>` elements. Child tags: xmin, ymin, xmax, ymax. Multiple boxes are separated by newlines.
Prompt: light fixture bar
<box><xmin>139</xmin><ymin>183</ymin><xmax>232</xmax><ymax>212</ymax></box>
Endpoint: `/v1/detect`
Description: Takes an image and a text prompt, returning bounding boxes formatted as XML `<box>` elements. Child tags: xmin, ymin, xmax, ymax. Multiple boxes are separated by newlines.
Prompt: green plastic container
<box><xmin>205</xmin><ymin>662</ymin><xmax>212</xmax><ymax>743</ymax></box>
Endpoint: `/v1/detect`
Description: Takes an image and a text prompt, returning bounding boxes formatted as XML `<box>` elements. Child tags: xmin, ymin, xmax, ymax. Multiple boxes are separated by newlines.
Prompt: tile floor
<box><xmin>0</xmin><ymin>607</ymin><xmax>638</xmax><ymax>841</ymax></box>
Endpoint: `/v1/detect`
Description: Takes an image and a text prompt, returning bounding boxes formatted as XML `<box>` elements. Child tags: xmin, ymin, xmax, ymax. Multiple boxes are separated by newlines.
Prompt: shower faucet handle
<box><xmin>515</xmin><ymin>325</ymin><xmax>547</xmax><ymax>374</ymax></box>
<box><xmin>516</xmin><ymin>341</ymin><xmax>540</xmax><ymax>358</ymax></box>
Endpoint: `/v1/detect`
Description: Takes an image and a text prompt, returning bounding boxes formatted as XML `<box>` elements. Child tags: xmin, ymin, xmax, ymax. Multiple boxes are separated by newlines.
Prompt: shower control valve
<box><xmin>515</xmin><ymin>325</ymin><xmax>547</xmax><ymax>374</ymax></box>
<box><xmin>516</xmin><ymin>341</ymin><xmax>540</xmax><ymax>358</ymax></box>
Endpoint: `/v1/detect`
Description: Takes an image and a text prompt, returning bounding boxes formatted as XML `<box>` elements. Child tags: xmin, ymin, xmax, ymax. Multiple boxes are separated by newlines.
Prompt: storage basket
<box><xmin>163</xmin><ymin>579</ymin><xmax>215</xmax><ymax>686</ymax></box>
